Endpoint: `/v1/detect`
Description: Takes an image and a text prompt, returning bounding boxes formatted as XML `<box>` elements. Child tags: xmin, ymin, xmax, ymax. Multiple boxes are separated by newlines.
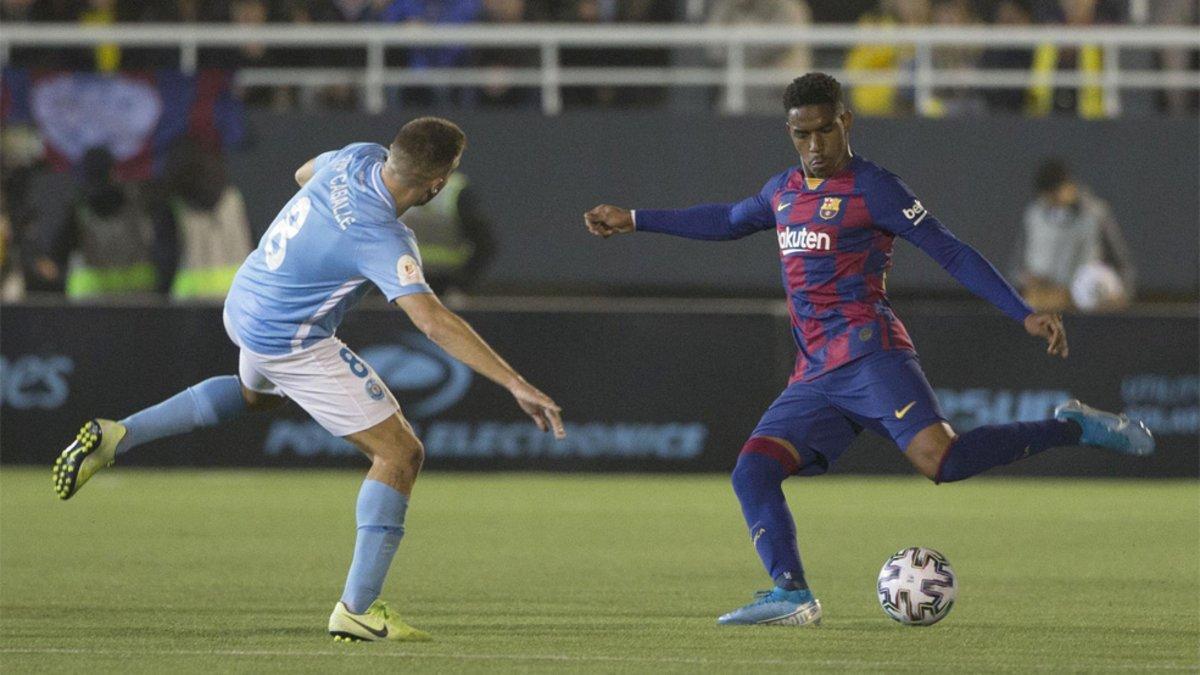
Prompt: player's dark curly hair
<box><xmin>783</xmin><ymin>73</ymin><xmax>844</xmax><ymax>112</ymax></box>
<box><xmin>390</xmin><ymin>117</ymin><xmax>466</xmax><ymax>182</ymax></box>
<box><xmin>1033</xmin><ymin>158</ymin><xmax>1071</xmax><ymax>194</ymax></box>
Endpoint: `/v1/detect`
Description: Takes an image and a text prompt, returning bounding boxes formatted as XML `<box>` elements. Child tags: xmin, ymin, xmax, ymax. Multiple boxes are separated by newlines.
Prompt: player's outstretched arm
<box><xmin>585</xmin><ymin>174</ymin><xmax>781</xmax><ymax>242</ymax></box>
<box><xmin>868</xmin><ymin>175</ymin><xmax>1066</xmax><ymax>358</ymax></box>
<box><xmin>394</xmin><ymin>292</ymin><xmax>566</xmax><ymax>438</ymax></box>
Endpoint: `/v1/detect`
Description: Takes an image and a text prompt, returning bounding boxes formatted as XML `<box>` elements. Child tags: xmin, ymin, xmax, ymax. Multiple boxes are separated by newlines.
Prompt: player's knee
<box><xmin>404</xmin><ymin>436</ymin><xmax>425</xmax><ymax>470</ymax></box>
<box><xmin>731</xmin><ymin>446</ymin><xmax>789</xmax><ymax>497</ymax></box>
<box><xmin>378</xmin><ymin>434</ymin><xmax>424</xmax><ymax>472</ymax></box>
<box><xmin>730</xmin><ymin>459</ymin><xmax>756</xmax><ymax>496</ymax></box>
<box><xmin>905</xmin><ymin>423</ymin><xmax>956</xmax><ymax>482</ymax></box>
<box><xmin>915</xmin><ymin>457</ymin><xmax>940</xmax><ymax>481</ymax></box>
<box><xmin>907</xmin><ymin>443</ymin><xmax>946</xmax><ymax>481</ymax></box>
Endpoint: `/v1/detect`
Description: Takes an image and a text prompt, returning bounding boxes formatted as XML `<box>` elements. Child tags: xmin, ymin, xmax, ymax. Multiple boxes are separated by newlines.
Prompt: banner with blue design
<box><xmin>1</xmin><ymin>68</ymin><xmax>245</xmax><ymax>180</ymax></box>
<box><xmin>1</xmin><ymin>304</ymin><xmax>1195</xmax><ymax>476</ymax></box>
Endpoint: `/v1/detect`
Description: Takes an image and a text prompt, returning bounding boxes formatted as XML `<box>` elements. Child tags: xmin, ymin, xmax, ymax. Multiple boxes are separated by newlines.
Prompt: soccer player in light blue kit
<box><xmin>52</xmin><ymin>117</ymin><xmax>566</xmax><ymax>641</ymax></box>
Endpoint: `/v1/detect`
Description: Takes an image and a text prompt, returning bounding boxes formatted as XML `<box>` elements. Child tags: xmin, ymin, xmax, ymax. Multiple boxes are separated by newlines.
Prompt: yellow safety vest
<box><xmin>401</xmin><ymin>173</ymin><xmax>474</xmax><ymax>272</ymax></box>
<box><xmin>66</xmin><ymin>190</ymin><xmax>156</xmax><ymax>298</ymax></box>
<box><xmin>168</xmin><ymin>188</ymin><xmax>252</xmax><ymax>300</ymax></box>
<box><xmin>1028</xmin><ymin>44</ymin><xmax>1105</xmax><ymax>119</ymax></box>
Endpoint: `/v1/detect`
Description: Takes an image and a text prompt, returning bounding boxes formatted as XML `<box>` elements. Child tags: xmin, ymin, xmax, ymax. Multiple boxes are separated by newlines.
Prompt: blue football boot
<box><xmin>1054</xmin><ymin>400</ymin><xmax>1155</xmax><ymax>457</ymax></box>
<box><xmin>717</xmin><ymin>587</ymin><xmax>822</xmax><ymax>626</ymax></box>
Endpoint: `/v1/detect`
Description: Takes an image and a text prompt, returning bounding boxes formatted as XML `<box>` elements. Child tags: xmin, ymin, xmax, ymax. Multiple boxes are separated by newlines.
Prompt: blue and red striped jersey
<box><xmin>770</xmin><ymin>156</ymin><xmax>920</xmax><ymax>381</ymax></box>
<box><xmin>635</xmin><ymin>155</ymin><xmax>1031</xmax><ymax>382</ymax></box>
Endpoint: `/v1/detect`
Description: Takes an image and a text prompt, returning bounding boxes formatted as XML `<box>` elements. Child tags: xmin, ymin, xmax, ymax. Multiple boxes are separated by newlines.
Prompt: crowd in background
<box><xmin>1</xmin><ymin>0</ymin><xmax>1196</xmax><ymax>115</ymax></box>
<box><xmin>0</xmin><ymin>131</ymin><xmax>254</xmax><ymax>302</ymax></box>
<box><xmin>0</xmin><ymin>0</ymin><xmax>1193</xmax><ymax>307</ymax></box>
<box><xmin>0</xmin><ymin>127</ymin><xmax>494</xmax><ymax>304</ymax></box>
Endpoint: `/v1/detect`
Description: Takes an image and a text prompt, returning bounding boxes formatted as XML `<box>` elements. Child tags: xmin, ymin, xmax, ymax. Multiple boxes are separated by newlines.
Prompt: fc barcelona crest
<box><xmin>819</xmin><ymin>197</ymin><xmax>843</xmax><ymax>220</ymax></box>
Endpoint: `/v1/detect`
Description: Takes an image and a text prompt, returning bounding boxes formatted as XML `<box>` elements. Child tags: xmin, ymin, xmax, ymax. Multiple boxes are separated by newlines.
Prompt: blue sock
<box><xmin>731</xmin><ymin>440</ymin><xmax>807</xmax><ymax>591</ymax></box>
<box><xmin>117</xmin><ymin>376</ymin><xmax>247</xmax><ymax>455</ymax></box>
<box><xmin>935</xmin><ymin>419</ymin><xmax>1082</xmax><ymax>483</ymax></box>
<box><xmin>341</xmin><ymin>479</ymin><xmax>408</xmax><ymax>614</ymax></box>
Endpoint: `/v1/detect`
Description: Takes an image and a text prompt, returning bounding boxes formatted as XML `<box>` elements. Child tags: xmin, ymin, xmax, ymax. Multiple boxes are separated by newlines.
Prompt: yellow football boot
<box><xmin>52</xmin><ymin>419</ymin><xmax>125</xmax><ymax>500</ymax></box>
<box><xmin>328</xmin><ymin>600</ymin><xmax>432</xmax><ymax>642</ymax></box>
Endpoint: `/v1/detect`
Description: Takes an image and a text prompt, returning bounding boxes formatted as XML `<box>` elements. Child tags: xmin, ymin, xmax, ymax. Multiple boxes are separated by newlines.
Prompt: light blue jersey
<box><xmin>225</xmin><ymin>142</ymin><xmax>432</xmax><ymax>356</ymax></box>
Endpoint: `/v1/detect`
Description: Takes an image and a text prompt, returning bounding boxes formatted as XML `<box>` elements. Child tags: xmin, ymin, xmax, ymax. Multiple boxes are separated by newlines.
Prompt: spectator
<box><xmin>924</xmin><ymin>0</ymin><xmax>983</xmax><ymax>116</ymax></box>
<box><xmin>120</xmin><ymin>0</ymin><xmax>190</xmax><ymax>68</ymax></box>
<box><xmin>1027</xmin><ymin>0</ymin><xmax>1108</xmax><ymax>118</ymax></box>
<box><xmin>377</xmin><ymin>0</ymin><xmax>483</xmax><ymax>106</ymax></box>
<box><xmin>1013</xmin><ymin>159</ymin><xmax>1135</xmax><ymax>313</ymax></box>
<box><xmin>843</xmin><ymin>0</ymin><xmax>930</xmax><ymax>116</ymax></box>
<box><xmin>979</xmin><ymin>0</ymin><xmax>1035</xmax><ymax>113</ymax></box>
<box><xmin>78</xmin><ymin>0</ymin><xmax>120</xmax><ymax>72</ymax></box>
<box><xmin>33</xmin><ymin>147</ymin><xmax>158</xmax><ymax>299</ymax></box>
<box><xmin>0</xmin><ymin>198</ymin><xmax>14</xmax><ymax>300</ymax></box>
<box><xmin>1149</xmin><ymin>0</ymin><xmax>1199</xmax><ymax>116</ymax></box>
<box><xmin>152</xmin><ymin>140</ymin><xmax>252</xmax><ymax>300</ymax></box>
<box><xmin>1031</xmin><ymin>0</ymin><xmax>1124</xmax><ymax>23</ymax></box>
<box><xmin>0</xmin><ymin>125</ymin><xmax>48</xmax><ymax>299</ymax></box>
<box><xmin>472</xmin><ymin>0</ymin><xmax>545</xmax><ymax>108</ymax></box>
<box><xmin>399</xmin><ymin>173</ymin><xmax>495</xmax><ymax>295</ymax></box>
<box><xmin>3</xmin><ymin>0</ymin><xmax>88</xmax><ymax>69</ymax></box>
<box><xmin>559</xmin><ymin>0</ymin><xmax>675</xmax><ymax>108</ymax></box>
<box><xmin>705</xmin><ymin>0</ymin><xmax>812</xmax><ymax>114</ymax></box>
<box><xmin>199</xmin><ymin>0</ymin><xmax>293</xmax><ymax>110</ymax></box>
<box><xmin>298</xmin><ymin>0</ymin><xmax>385</xmax><ymax>22</ymax></box>
<box><xmin>277</xmin><ymin>0</ymin><xmax>373</xmax><ymax>109</ymax></box>
<box><xmin>0</xmin><ymin>125</ymin><xmax>76</xmax><ymax>295</ymax></box>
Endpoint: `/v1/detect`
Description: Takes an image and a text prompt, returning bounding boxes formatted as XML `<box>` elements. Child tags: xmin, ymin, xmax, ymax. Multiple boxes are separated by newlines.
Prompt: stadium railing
<box><xmin>1</xmin><ymin>24</ymin><xmax>1197</xmax><ymax>114</ymax></box>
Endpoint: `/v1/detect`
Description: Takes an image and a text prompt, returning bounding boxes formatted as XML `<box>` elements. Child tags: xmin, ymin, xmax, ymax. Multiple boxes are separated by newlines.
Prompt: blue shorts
<box><xmin>750</xmin><ymin>350</ymin><xmax>946</xmax><ymax>476</ymax></box>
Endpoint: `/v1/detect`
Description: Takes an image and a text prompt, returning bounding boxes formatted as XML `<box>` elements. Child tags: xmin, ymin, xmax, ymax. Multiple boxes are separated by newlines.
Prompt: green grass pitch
<box><xmin>1</xmin><ymin>467</ymin><xmax>1197</xmax><ymax>673</ymax></box>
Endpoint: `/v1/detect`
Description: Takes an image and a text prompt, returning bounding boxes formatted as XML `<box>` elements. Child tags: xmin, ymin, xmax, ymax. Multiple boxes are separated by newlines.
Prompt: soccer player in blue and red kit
<box><xmin>584</xmin><ymin>73</ymin><xmax>1153</xmax><ymax>626</ymax></box>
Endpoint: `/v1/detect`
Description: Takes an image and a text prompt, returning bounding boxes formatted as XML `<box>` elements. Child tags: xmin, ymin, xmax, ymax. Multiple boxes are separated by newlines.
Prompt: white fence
<box><xmin>1</xmin><ymin>24</ymin><xmax>1197</xmax><ymax>115</ymax></box>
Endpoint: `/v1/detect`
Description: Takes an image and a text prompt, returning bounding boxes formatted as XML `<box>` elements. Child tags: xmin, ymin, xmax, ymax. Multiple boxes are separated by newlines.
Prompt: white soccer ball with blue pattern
<box><xmin>877</xmin><ymin>547</ymin><xmax>957</xmax><ymax>626</ymax></box>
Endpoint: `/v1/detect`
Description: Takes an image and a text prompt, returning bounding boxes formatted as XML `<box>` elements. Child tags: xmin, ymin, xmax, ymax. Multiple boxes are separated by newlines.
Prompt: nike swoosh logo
<box><xmin>777</xmin><ymin>202</ymin><xmax>788</xmax><ymax>211</ymax></box>
<box><xmin>346</xmin><ymin>615</ymin><xmax>388</xmax><ymax>638</ymax></box>
<box><xmin>894</xmin><ymin>401</ymin><xmax>916</xmax><ymax>419</ymax></box>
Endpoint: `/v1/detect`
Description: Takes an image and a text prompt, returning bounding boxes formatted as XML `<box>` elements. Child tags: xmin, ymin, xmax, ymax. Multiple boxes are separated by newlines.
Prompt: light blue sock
<box><xmin>117</xmin><ymin>376</ymin><xmax>247</xmax><ymax>455</ymax></box>
<box><xmin>341</xmin><ymin>479</ymin><xmax>408</xmax><ymax>614</ymax></box>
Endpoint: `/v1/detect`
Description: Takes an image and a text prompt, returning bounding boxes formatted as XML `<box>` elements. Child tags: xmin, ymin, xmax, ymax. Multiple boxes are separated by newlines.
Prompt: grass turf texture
<box><xmin>1</xmin><ymin>468</ymin><xmax>1196</xmax><ymax>673</ymax></box>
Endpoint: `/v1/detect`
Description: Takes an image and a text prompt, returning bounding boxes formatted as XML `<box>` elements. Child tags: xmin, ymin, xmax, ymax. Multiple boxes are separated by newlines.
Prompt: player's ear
<box><xmin>840</xmin><ymin>108</ymin><xmax>854</xmax><ymax>132</ymax></box>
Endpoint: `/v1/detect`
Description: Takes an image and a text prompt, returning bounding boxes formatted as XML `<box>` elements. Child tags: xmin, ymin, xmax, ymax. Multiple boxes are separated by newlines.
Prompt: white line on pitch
<box><xmin>0</xmin><ymin>647</ymin><xmax>1194</xmax><ymax>671</ymax></box>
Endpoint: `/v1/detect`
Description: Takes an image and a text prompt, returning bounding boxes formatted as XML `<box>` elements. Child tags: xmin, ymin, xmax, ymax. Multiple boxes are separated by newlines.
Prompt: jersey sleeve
<box><xmin>635</xmin><ymin>171</ymin><xmax>784</xmax><ymax>241</ymax></box>
<box><xmin>312</xmin><ymin>142</ymin><xmax>386</xmax><ymax>175</ymax></box>
<box><xmin>862</xmin><ymin>170</ymin><xmax>933</xmax><ymax>237</ymax></box>
<box><xmin>310</xmin><ymin>150</ymin><xmax>339</xmax><ymax>174</ymax></box>
<box><xmin>356</xmin><ymin>231</ymin><xmax>433</xmax><ymax>301</ymax></box>
<box><xmin>729</xmin><ymin>171</ymin><xmax>787</xmax><ymax>237</ymax></box>
<box><xmin>865</xmin><ymin>170</ymin><xmax>1033</xmax><ymax>323</ymax></box>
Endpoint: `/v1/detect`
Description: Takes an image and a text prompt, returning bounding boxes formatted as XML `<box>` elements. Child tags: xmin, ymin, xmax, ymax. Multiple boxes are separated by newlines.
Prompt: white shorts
<box><xmin>223</xmin><ymin>311</ymin><xmax>399</xmax><ymax>437</ymax></box>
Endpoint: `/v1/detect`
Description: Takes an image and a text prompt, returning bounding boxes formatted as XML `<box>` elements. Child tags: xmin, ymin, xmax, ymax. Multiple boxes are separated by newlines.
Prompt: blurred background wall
<box><xmin>1</xmin><ymin>0</ymin><xmax>1196</xmax><ymax>475</ymax></box>
<box><xmin>230</xmin><ymin>111</ymin><xmax>1200</xmax><ymax>297</ymax></box>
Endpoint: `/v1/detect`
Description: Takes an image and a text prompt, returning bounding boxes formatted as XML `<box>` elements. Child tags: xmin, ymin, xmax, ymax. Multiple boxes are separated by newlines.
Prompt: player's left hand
<box><xmin>1024</xmin><ymin>312</ymin><xmax>1068</xmax><ymax>358</ymax></box>
<box><xmin>509</xmin><ymin>378</ymin><xmax>566</xmax><ymax>439</ymax></box>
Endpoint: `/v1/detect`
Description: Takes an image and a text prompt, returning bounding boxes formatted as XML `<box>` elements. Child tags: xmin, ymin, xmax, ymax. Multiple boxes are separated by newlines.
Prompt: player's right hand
<box><xmin>584</xmin><ymin>205</ymin><xmax>635</xmax><ymax>238</ymax></box>
<box><xmin>508</xmin><ymin>378</ymin><xmax>566</xmax><ymax>439</ymax></box>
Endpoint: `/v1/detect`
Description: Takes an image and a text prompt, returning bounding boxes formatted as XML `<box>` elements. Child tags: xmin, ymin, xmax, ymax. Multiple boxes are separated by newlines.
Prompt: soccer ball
<box><xmin>876</xmin><ymin>547</ymin><xmax>957</xmax><ymax>626</ymax></box>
